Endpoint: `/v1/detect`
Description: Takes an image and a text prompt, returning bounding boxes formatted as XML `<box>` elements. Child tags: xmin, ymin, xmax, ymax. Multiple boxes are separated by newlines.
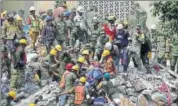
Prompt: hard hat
<box><xmin>123</xmin><ymin>19</ymin><xmax>128</xmax><ymax>25</ymax></box>
<box><xmin>77</xmin><ymin>6</ymin><xmax>84</xmax><ymax>13</ymax></box>
<box><xmin>104</xmin><ymin>72</ymin><xmax>110</xmax><ymax>80</ymax></box>
<box><xmin>19</xmin><ymin>39</ymin><xmax>27</xmax><ymax>45</ymax></box>
<box><xmin>64</xmin><ymin>11</ymin><xmax>71</xmax><ymax>17</ymax></box>
<box><xmin>108</xmin><ymin>16</ymin><xmax>116</xmax><ymax>21</ymax></box>
<box><xmin>82</xmin><ymin>50</ymin><xmax>89</xmax><ymax>55</ymax></box>
<box><xmin>79</xmin><ymin>77</ymin><xmax>86</xmax><ymax>83</ymax></box>
<box><xmin>2</xmin><ymin>11</ymin><xmax>7</xmax><ymax>15</ymax></box>
<box><xmin>102</xmin><ymin>50</ymin><xmax>110</xmax><ymax>57</ymax></box>
<box><xmin>29</xmin><ymin>6</ymin><xmax>35</xmax><ymax>11</ymax></box>
<box><xmin>55</xmin><ymin>45</ymin><xmax>62</xmax><ymax>51</ymax></box>
<box><xmin>117</xmin><ymin>24</ymin><xmax>124</xmax><ymax>29</ymax></box>
<box><xmin>65</xmin><ymin>63</ymin><xmax>73</xmax><ymax>70</ymax></box>
<box><xmin>29</xmin><ymin>103</ymin><xmax>36</xmax><ymax>106</ymax></box>
<box><xmin>72</xmin><ymin>65</ymin><xmax>79</xmax><ymax>71</ymax></box>
<box><xmin>77</xmin><ymin>57</ymin><xmax>85</xmax><ymax>63</ymax></box>
<box><xmin>8</xmin><ymin>91</ymin><xmax>16</xmax><ymax>99</ymax></box>
<box><xmin>92</xmin><ymin>17</ymin><xmax>99</xmax><ymax>23</ymax></box>
<box><xmin>104</xmin><ymin>42</ymin><xmax>112</xmax><ymax>50</ymax></box>
<box><xmin>151</xmin><ymin>24</ymin><xmax>156</xmax><ymax>30</ymax></box>
<box><xmin>46</xmin><ymin>16</ymin><xmax>53</xmax><ymax>22</ymax></box>
<box><xmin>50</xmin><ymin>49</ymin><xmax>57</xmax><ymax>56</ymax></box>
<box><xmin>16</xmin><ymin>16</ymin><xmax>22</xmax><ymax>21</ymax></box>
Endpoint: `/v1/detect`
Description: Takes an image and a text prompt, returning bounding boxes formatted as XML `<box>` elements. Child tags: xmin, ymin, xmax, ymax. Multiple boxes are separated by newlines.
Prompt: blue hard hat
<box><xmin>46</xmin><ymin>16</ymin><xmax>53</xmax><ymax>22</ymax></box>
<box><xmin>104</xmin><ymin>72</ymin><xmax>110</xmax><ymax>80</ymax></box>
<box><xmin>64</xmin><ymin>11</ymin><xmax>71</xmax><ymax>17</ymax></box>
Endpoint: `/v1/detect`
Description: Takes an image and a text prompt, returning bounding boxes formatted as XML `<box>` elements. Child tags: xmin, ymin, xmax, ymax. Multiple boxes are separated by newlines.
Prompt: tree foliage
<box><xmin>150</xmin><ymin>1</ymin><xmax>178</xmax><ymax>35</ymax></box>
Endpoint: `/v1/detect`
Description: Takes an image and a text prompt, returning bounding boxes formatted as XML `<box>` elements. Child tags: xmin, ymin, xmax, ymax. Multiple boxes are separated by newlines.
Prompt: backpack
<box><xmin>87</xmin><ymin>68</ymin><xmax>103</xmax><ymax>86</ymax></box>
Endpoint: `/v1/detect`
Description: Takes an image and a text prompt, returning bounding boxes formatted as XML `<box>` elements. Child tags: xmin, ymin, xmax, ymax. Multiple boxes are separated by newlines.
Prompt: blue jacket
<box><xmin>116</xmin><ymin>30</ymin><xmax>129</xmax><ymax>47</ymax></box>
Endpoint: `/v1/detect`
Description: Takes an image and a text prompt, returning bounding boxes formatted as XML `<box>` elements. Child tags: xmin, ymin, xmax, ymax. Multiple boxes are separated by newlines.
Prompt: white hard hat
<box><xmin>151</xmin><ymin>24</ymin><xmax>156</xmax><ymax>29</ymax></box>
<box><xmin>29</xmin><ymin>6</ymin><xmax>35</xmax><ymax>11</ymax></box>
<box><xmin>77</xmin><ymin>6</ymin><xmax>84</xmax><ymax>13</ymax></box>
<box><xmin>117</xmin><ymin>24</ymin><xmax>124</xmax><ymax>29</ymax></box>
<box><xmin>105</xmin><ymin>42</ymin><xmax>112</xmax><ymax>50</ymax></box>
<box><xmin>113</xmin><ymin>98</ymin><xmax>120</xmax><ymax>104</ymax></box>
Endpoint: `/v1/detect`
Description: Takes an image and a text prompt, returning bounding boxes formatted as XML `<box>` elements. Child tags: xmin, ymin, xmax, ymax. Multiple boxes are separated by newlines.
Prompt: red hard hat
<box><xmin>65</xmin><ymin>63</ymin><xmax>73</xmax><ymax>70</ymax></box>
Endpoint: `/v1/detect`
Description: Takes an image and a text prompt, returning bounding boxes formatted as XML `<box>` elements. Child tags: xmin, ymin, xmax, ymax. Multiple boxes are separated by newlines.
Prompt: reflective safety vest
<box><xmin>104</xmin><ymin>56</ymin><xmax>116</xmax><ymax>74</ymax></box>
<box><xmin>74</xmin><ymin>85</ymin><xmax>85</xmax><ymax>105</ymax></box>
<box><xmin>29</xmin><ymin>15</ymin><xmax>40</xmax><ymax>32</ymax></box>
<box><xmin>59</xmin><ymin>71</ymin><xmax>70</xmax><ymax>88</ymax></box>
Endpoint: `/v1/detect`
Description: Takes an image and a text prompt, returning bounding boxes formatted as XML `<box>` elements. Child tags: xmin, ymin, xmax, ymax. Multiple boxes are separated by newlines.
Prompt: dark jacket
<box><xmin>41</xmin><ymin>24</ymin><xmax>57</xmax><ymax>42</ymax></box>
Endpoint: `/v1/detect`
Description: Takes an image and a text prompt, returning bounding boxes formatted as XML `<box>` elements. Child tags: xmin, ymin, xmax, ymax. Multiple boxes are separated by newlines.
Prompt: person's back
<box><xmin>64</xmin><ymin>72</ymin><xmax>77</xmax><ymax>92</ymax></box>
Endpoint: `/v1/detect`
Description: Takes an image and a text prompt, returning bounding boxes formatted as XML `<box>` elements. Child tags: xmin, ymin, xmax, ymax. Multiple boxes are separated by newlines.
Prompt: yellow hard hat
<box><xmin>55</xmin><ymin>45</ymin><xmax>62</xmax><ymax>51</ymax></box>
<box><xmin>77</xmin><ymin>57</ymin><xmax>85</xmax><ymax>63</ymax></box>
<box><xmin>8</xmin><ymin>90</ymin><xmax>16</xmax><ymax>99</ymax></box>
<box><xmin>108</xmin><ymin>16</ymin><xmax>116</xmax><ymax>21</ymax></box>
<box><xmin>29</xmin><ymin>103</ymin><xmax>36</xmax><ymax>106</ymax></box>
<box><xmin>50</xmin><ymin>49</ymin><xmax>57</xmax><ymax>56</ymax></box>
<box><xmin>3</xmin><ymin>11</ymin><xmax>7</xmax><ymax>15</ymax></box>
<box><xmin>19</xmin><ymin>39</ymin><xmax>27</xmax><ymax>45</ymax></box>
<box><xmin>72</xmin><ymin>65</ymin><xmax>79</xmax><ymax>71</ymax></box>
<box><xmin>16</xmin><ymin>16</ymin><xmax>22</xmax><ymax>21</ymax></box>
<box><xmin>102</xmin><ymin>50</ymin><xmax>110</xmax><ymax>57</ymax></box>
<box><xmin>79</xmin><ymin>77</ymin><xmax>86</xmax><ymax>83</ymax></box>
<box><xmin>82</xmin><ymin>50</ymin><xmax>89</xmax><ymax>55</ymax></box>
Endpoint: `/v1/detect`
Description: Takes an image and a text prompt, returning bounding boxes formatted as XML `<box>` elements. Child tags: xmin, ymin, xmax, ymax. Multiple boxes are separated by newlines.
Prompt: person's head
<box><xmin>79</xmin><ymin>77</ymin><xmax>86</xmax><ymax>85</ymax></box>
<box><xmin>49</xmin><ymin>49</ymin><xmax>57</xmax><ymax>57</ymax></box>
<box><xmin>55</xmin><ymin>44</ymin><xmax>62</xmax><ymax>52</ymax></box>
<box><xmin>47</xmin><ymin>9</ymin><xmax>53</xmax><ymax>16</ymax></box>
<box><xmin>77</xmin><ymin>57</ymin><xmax>85</xmax><ymax>66</ymax></box>
<box><xmin>7</xmin><ymin>12</ymin><xmax>14</xmax><ymax>22</ymax></box>
<box><xmin>98</xmin><ymin>89</ymin><xmax>106</xmax><ymax>97</ymax></box>
<box><xmin>104</xmin><ymin>42</ymin><xmax>112</xmax><ymax>51</ymax></box>
<box><xmin>58</xmin><ymin>12</ymin><xmax>64</xmax><ymax>20</ymax></box>
<box><xmin>92</xmin><ymin>17</ymin><xmax>99</xmax><ymax>27</ymax></box>
<box><xmin>8</xmin><ymin>90</ymin><xmax>16</xmax><ymax>100</ymax></box>
<box><xmin>64</xmin><ymin>11</ymin><xmax>71</xmax><ymax>20</ymax></box>
<box><xmin>103</xmin><ymin>72</ymin><xmax>110</xmax><ymax>81</ymax></box>
<box><xmin>81</xmin><ymin>50</ymin><xmax>90</xmax><ymax>60</ymax></box>
<box><xmin>123</xmin><ymin>20</ymin><xmax>128</xmax><ymax>29</ymax></box>
<box><xmin>108</xmin><ymin>16</ymin><xmax>116</xmax><ymax>25</ymax></box>
<box><xmin>72</xmin><ymin>65</ymin><xmax>80</xmax><ymax>74</ymax></box>
<box><xmin>77</xmin><ymin>6</ymin><xmax>84</xmax><ymax>16</ymax></box>
<box><xmin>19</xmin><ymin>38</ymin><xmax>27</xmax><ymax>47</ymax></box>
<box><xmin>75</xmin><ymin>22</ymin><xmax>81</xmax><ymax>29</ymax></box>
<box><xmin>46</xmin><ymin>16</ymin><xmax>53</xmax><ymax>25</ymax></box>
<box><xmin>136</xmin><ymin>24</ymin><xmax>141</xmax><ymax>34</ymax></box>
<box><xmin>102</xmin><ymin>49</ymin><xmax>110</xmax><ymax>59</ymax></box>
<box><xmin>65</xmin><ymin>63</ymin><xmax>74</xmax><ymax>71</ymax></box>
<box><xmin>29</xmin><ymin>6</ymin><xmax>36</xmax><ymax>15</ymax></box>
<box><xmin>61</xmin><ymin>2</ymin><xmax>67</xmax><ymax>9</ymax></box>
<box><xmin>150</xmin><ymin>24</ymin><xmax>156</xmax><ymax>32</ymax></box>
<box><xmin>117</xmin><ymin>24</ymin><xmax>124</xmax><ymax>32</ymax></box>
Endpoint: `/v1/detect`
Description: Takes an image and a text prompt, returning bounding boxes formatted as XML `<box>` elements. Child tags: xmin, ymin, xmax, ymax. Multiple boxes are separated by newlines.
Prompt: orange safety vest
<box><xmin>74</xmin><ymin>85</ymin><xmax>85</xmax><ymax>105</ymax></box>
<box><xmin>59</xmin><ymin>71</ymin><xmax>70</xmax><ymax>88</ymax></box>
<box><xmin>104</xmin><ymin>56</ymin><xmax>116</xmax><ymax>74</ymax></box>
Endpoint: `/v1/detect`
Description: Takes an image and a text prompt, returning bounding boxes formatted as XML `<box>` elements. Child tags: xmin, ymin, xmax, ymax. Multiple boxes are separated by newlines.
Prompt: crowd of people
<box><xmin>1</xmin><ymin>2</ymin><xmax>178</xmax><ymax>106</ymax></box>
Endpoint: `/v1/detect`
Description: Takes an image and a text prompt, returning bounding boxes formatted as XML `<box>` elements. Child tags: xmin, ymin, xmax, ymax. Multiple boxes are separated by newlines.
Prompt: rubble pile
<box><xmin>15</xmin><ymin>82</ymin><xmax>60</xmax><ymax>106</ymax></box>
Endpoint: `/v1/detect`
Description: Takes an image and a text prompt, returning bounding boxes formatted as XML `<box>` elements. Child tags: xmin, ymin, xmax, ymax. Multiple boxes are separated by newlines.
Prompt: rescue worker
<box><xmin>73</xmin><ymin>77</ymin><xmax>90</xmax><ymax>106</ymax></box>
<box><xmin>54</xmin><ymin>44</ymin><xmax>62</xmax><ymax>63</ymax></box>
<box><xmin>64</xmin><ymin>11</ymin><xmax>73</xmax><ymax>46</ymax></box>
<box><xmin>74</xmin><ymin>6</ymin><xmax>90</xmax><ymax>32</ymax></box>
<box><xmin>27</xmin><ymin>6</ymin><xmax>40</xmax><ymax>51</ymax></box>
<box><xmin>150</xmin><ymin>24</ymin><xmax>167</xmax><ymax>66</ymax></box>
<box><xmin>87</xmin><ymin>6</ymin><xmax>99</xmax><ymax>30</ymax></box>
<box><xmin>41</xmin><ymin>16</ymin><xmax>57</xmax><ymax>53</ymax></box>
<box><xmin>76</xmin><ymin>57</ymin><xmax>86</xmax><ymax>76</ymax></box>
<box><xmin>104</xmin><ymin>42</ymin><xmax>119</xmax><ymax>72</ymax></box>
<box><xmin>0</xmin><ymin>37</ymin><xmax>11</xmax><ymax>79</ymax></box>
<box><xmin>81</xmin><ymin>50</ymin><xmax>90</xmax><ymax>66</ymax></box>
<box><xmin>2</xmin><ymin>12</ymin><xmax>22</xmax><ymax>65</ymax></box>
<box><xmin>58</xmin><ymin>65</ymin><xmax>79</xmax><ymax>106</ymax></box>
<box><xmin>94</xmin><ymin>27</ymin><xmax>109</xmax><ymax>61</ymax></box>
<box><xmin>15</xmin><ymin>16</ymin><xmax>24</xmax><ymax>38</ymax></box>
<box><xmin>97</xmin><ymin>73</ymin><xmax>114</xmax><ymax>100</ymax></box>
<box><xmin>3</xmin><ymin>90</ymin><xmax>16</xmax><ymax>106</ymax></box>
<box><xmin>59</xmin><ymin>63</ymin><xmax>74</xmax><ymax>89</ymax></box>
<box><xmin>103</xmin><ymin>16</ymin><xmax>116</xmax><ymax>42</ymax></box>
<box><xmin>100</xmin><ymin>50</ymin><xmax>116</xmax><ymax>75</ymax></box>
<box><xmin>90</xmin><ymin>17</ymin><xmax>101</xmax><ymax>55</ymax></box>
<box><xmin>128</xmin><ymin>24</ymin><xmax>144</xmax><ymax>71</ymax></box>
<box><xmin>70</xmin><ymin>22</ymin><xmax>88</xmax><ymax>48</ymax></box>
<box><xmin>93</xmin><ymin>90</ymin><xmax>107</xmax><ymax>106</ymax></box>
<box><xmin>10</xmin><ymin>38</ymin><xmax>27</xmax><ymax>90</ymax></box>
<box><xmin>53</xmin><ymin>12</ymin><xmax>67</xmax><ymax>46</ymax></box>
<box><xmin>170</xmin><ymin>34</ymin><xmax>178</xmax><ymax>73</ymax></box>
<box><xmin>115</xmin><ymin>23</ymin><xmax>130</xmax><ymax>72</ymax></box>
